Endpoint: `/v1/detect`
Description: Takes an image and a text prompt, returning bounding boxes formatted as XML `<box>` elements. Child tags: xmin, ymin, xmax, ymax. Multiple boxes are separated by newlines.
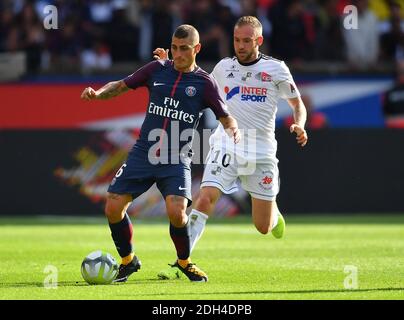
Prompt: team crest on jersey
<box><xmin>259</xmin><ymin>175</ymin><xmax>273</xmax><ymax>190</ymax></box>
<box><xmin>210</xmin><ymin>166</ymin><xmax>221</xmax><ymax>175</ymax></box>
<box><xmin>242</xmin><ymin>72</ymin><xmax>252</xmax><ymax>81</ymax></box>
<box><xmin>255</xmin><ymin>72</ymin><xmax>272</xmax><ymax>82</ymax></box>
<box><xmin>185</xmin><ymin>86</ymin><xmax>196</xmax><ymax>97</ymax></box>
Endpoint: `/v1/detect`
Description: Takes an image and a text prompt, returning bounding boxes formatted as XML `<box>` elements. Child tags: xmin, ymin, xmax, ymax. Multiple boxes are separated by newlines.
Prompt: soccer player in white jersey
<box><xmin>154</xmin><ymin>16</ymin><xmax>308</xmax><ymax>280</ymax></box>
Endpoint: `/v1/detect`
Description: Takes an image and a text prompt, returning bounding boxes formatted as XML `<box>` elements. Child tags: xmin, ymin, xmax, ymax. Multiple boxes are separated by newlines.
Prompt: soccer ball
<box><xmin>81</xmin><ymin>250</ymin><xmax>119</xmax><ymax>285</ymax></box>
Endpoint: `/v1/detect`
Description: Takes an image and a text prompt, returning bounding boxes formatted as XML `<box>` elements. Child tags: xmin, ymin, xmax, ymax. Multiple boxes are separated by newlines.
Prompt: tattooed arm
<box><xmin>80</xmin><ymin>80</ymin><xmax>129</xmax><ymax>100</ymax></box>
<box><xmin>81</xmin><ymin>61</ymin><xmax>163</xmax><ymax>100</ymax></box>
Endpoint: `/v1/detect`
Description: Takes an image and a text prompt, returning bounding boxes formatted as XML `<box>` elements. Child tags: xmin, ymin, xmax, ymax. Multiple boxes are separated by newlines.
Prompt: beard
<box><xmin>236</xmin><ymin>51</ymin><xmax>255</xmax><ymax>63</ymax></box>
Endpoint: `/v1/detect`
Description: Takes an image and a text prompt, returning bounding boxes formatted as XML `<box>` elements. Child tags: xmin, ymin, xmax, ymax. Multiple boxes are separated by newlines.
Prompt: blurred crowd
<box><xmin>1</xmin><ymin>0</ymin><xmax>404</xmax><ymax>74</ymax></box>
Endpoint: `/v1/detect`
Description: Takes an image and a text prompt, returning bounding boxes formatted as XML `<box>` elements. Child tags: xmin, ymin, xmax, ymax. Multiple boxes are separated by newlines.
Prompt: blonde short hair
<box><xmin>235</xmin><ymin>16</ymin><xmax>263</xmax><ymax>36</ymax></box>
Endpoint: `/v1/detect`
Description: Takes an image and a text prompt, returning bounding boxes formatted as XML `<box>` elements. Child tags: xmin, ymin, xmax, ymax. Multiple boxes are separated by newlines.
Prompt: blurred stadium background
<box><xmin>1</xmin><ymin>0</ymin><xmax>404</xmax><ymax>218</ymax></box>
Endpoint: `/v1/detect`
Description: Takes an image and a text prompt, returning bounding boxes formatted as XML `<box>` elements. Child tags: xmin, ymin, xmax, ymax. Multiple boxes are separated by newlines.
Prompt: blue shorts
<box><xmin>107</xmin><ymin>150</ymin><xmax>192</xmax><ymax>207</ymax></box>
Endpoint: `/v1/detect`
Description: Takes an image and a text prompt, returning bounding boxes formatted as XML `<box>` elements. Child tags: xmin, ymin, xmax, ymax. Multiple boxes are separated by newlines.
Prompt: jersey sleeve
<box><xmin>203</xmin><ymin>75</ymin><xmax>229</xmax><ymax>119</ymax></box>
<box><xmin>123</xmin><ymin>60</ymin><xmax>163</xmax><ymax>89</ymax></box>
<box><xmin>274</xmin><ymin>61</ymin><xmax>301</xmax><ymax>100</ymax></box>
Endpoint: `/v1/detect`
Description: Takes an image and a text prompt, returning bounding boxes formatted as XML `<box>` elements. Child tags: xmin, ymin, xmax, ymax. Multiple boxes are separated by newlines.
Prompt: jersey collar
<box><xmin>237</xmin><ymin>53</ymin><xmax>262</xmax><ymax>66</ymax></box>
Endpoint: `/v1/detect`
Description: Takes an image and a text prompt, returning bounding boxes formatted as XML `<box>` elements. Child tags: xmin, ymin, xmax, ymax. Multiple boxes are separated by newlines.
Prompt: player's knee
<box><xmin>104</xmin><ymin>203</ymin><xmax>114</xmax><ymax>219</ymax></box>
<box><xmin>168</xmin><ymin>210</ymin><xmax>188</xmax><ymax>227</ymax></box>
<box><xmin>166</xmin><ymin>196</ymin><xmax>188</xmax><ymax>227</ymax></box>
<box><xmin>104</xmin><ymin>202</ymin><xmax>122</xmax><ymax>221</ymax></box>
<box><xmin>196</xmin><ymin>192</ymin><xmax>218</xmax><ymax>214</ymax></box>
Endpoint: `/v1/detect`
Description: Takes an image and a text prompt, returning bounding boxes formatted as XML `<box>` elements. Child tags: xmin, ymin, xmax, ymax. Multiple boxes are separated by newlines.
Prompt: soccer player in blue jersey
<box><xmin>80</xmin><ymin>24</ymin><xmax>240</xmax><ymax>282</ymax></box>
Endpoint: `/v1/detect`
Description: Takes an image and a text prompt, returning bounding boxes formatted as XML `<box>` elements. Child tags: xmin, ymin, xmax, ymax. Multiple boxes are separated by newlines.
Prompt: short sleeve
<box><xmin>275</xmin><ymin>61</ymin><xmax>301</xmax><ymax>100</ymax></box>
<box><xmin>123</xmin><ymin>60</ymin><xmax>163</xmax><ymax>89</ymax></box>
<box><xmin>203</xmin><ymin>76</ymin><xmax>229</xmax><ymax>119</ymax></box>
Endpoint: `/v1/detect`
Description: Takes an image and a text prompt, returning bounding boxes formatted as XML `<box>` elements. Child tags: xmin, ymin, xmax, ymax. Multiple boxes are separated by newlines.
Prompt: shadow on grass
<box><xmin>119</xmin><ymin>287</ymin><xmax>404</xmax><ymax>297</ymax></box>
<box><xmin>0</xmin><ymin>278</ymin><xmax>165</xmax><ymax>289</ymax></box>
<box><xmin>0</xmin><ymin>281</ymin><xmax>87</xmax><ymax>288</ymax></box>
<box><xmin>2</xmin><ymin>280</ymin><xmax>402</xmax><ymax>299</ymax></box>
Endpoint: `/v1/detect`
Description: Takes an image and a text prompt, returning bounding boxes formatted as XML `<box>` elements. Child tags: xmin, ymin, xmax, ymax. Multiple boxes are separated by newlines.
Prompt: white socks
<box><xmin>271</xmin><ymin>211</ymin><xmax>279</xmax><ymax>230</ymax></box>
<box><xmin>189</xmin><ymin>209</ymin><xmax>209</xmax><ymax>252</ymax></box>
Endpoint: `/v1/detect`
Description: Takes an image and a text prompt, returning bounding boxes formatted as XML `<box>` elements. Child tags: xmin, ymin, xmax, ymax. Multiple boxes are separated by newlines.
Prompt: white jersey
<box><xmin>210</xmin><ymin>54</ymin><xmax>300</xmax><ymax>161</ymax></box>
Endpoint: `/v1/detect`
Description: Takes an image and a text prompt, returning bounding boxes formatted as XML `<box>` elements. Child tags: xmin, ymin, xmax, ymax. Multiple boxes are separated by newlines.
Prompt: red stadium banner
<box><xmin>0</xmin><ymin>130</ymin><xmax>244</xmax><ymax>216</ymax></box>
<box><xmin>0</xmin><ymin>84</ymin><xmax>149</xmax><ymax>129</ymax></box>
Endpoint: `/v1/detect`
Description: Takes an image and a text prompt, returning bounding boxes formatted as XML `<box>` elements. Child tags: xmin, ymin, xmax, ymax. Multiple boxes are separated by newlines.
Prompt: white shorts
<box><xmin>200</xmin><ymin>146</ymin><xmax>280</xmax><ymax>201</ymax></box>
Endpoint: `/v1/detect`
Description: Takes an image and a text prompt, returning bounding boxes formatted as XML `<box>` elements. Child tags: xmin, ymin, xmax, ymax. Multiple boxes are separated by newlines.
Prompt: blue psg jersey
<box><xmin>123</xmin><ymin>59</ymin><xmax>229</xmax><ymax>162</ymax></box>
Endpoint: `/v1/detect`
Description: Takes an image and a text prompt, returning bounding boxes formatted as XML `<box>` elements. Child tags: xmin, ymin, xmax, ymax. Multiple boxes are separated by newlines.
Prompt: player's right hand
<box><xmin>81</xmin><ymin>87</ymin><xmax>97</xmax><ymax>100</ymax></box>
<box><xmin>153</xmin><ymin>48</ymin><xmax>169</xmax><ymax>60</ymax></box>
<box><xmin>225</xmin><ymin>127</ymin><xmax>241</xmax><ymax>144</ymax></box>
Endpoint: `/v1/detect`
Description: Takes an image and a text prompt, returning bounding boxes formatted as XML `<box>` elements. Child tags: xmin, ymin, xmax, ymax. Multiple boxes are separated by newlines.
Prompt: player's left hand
<box><xmin>153</xmin><ymin>48</ymin><xmax>169</xmax><ymax>60</ymax></box>
<box><xmin>290</xmin><ymin>124</ymin><xmax>308</xmax><ymax>147</ymax></box>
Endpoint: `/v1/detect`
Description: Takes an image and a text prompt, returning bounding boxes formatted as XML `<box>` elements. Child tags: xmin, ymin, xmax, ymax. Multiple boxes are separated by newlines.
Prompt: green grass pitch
<box><xmin>0</xmin><ymin>215</ymin><xmax>403</xmax><ymax>300</ymax></box>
